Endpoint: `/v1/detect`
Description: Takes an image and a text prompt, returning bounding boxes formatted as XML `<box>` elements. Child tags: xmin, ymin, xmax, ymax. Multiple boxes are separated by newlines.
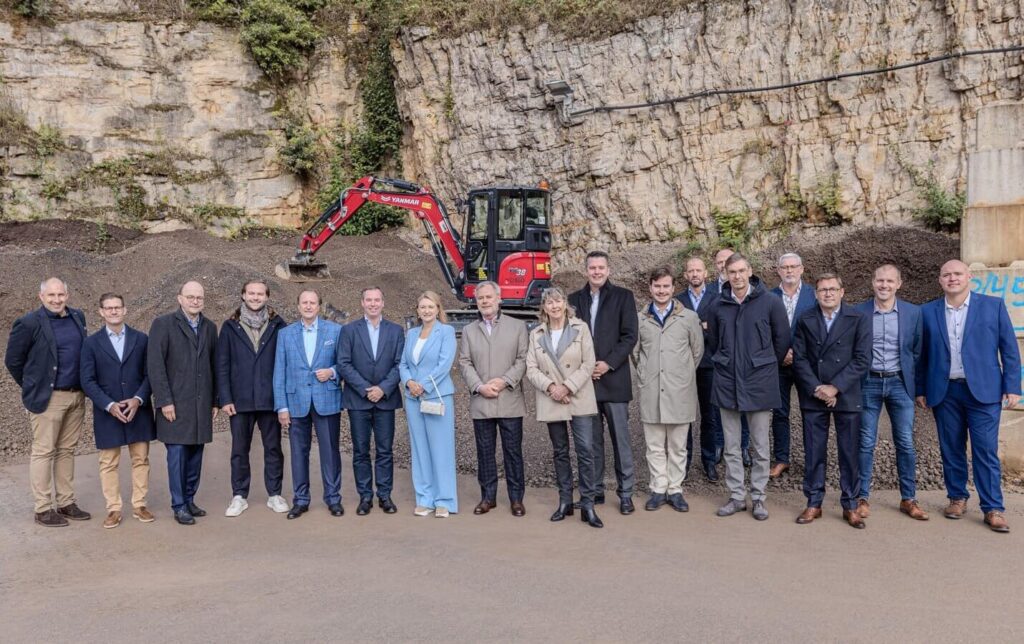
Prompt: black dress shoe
<box><xmin>550</xmin><ymin>502</ymin><xmax>574</xmax><ymax>522</ymax></box>
<box><xmin>619</xmin><ymin>497</ymin><xmax>635</xmax><ymax>515</ymax></box>
<box><xmin>356</xmin><ymin>499</ymin><xmax>372</xmax><ymax>515</ymax></box>
<box><xmin>667</xmin><ymin>492</ymin><xmax>689</xmax><ymax>512</ymax></box>
<box><xmin>510</xmin><ymin>501</ymin><xmax>526</xmax><ymax>517</ymax></box>
<box><xmin>35</xmin><ymin>509</ymin><xmax>69</xmax><ymax>527</ymax></box>
<box><xmin>704</xmin><ymin>462</ymin><xmax>719</xmax><ymax>482</ymax></box>
<box><xmin>645</xmin><ymin>493</ymin><xmax>667</xmax><ymax>511</ymax></box>
<box><xmin>286</xmin><ymin>505</ymin><xmax>309</xmax><ymax>520</ymax></box>
<box><xmin>57</xmin><ymin>503</ymin><xmax>91</xmax><ymax>521</ymax></box>
<box><xmin>187</xmin><ymin>502</ymin><xmax>207</xmax><ymax>517</ymax></box>
<box><xmin>328</xmin><ymin>503</ymin><xmax>344</xmax><ymax>516</ymax></box>
<box><xmin>379</xmin><ymin>497</ymin><xmax>397</xmax><ymax>514</ymax></box>
<box><xmin>580</xmin><ymin>507</ymin><xmax>604</xmax><ymax>528</ymax></box>
<box><xmin>174</xmin><ymin>509</ymin><xmax>195</xmax><ymax>525</ymax></box>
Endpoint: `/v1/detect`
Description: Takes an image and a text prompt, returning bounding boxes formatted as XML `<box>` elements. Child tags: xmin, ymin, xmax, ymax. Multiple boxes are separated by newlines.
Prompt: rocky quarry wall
<box><xmin>1</xmin><ymin>1</ymin><xmax>1023</xmax><ymax>263</ymax></box>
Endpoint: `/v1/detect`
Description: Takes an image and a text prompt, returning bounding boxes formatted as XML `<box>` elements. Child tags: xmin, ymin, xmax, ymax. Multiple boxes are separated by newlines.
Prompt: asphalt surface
<box><xmin>2</xmin><ymin>433</ymin><xmax>1023</xmax><ymax>642</ymax></box>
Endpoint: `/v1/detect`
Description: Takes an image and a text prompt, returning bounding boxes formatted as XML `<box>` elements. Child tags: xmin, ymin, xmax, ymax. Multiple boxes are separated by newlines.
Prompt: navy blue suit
<box><xmin>5</xmin><ymin>307</ymin><xmax>87</xmax><ymax>413</ymax></box>
<box><xmin>769</xmin><ymin>282</ymin><xmax>817</xmax><ymax>465</ymax></box>
<box><xmin>80</xmin><ymin>326</ymin><xmax>155</xmax><ymax>449</ymax></box>
<box><xmin>217</xmin><ymin>310</ymin><xmax>287</xmax><ymax>499</ymax></box>
<box><xmin>337</xmin><ymin>317</ymin><xmax>404</xmax><ymax>501</ymax></box>
<box><xmin>677</xmin><ymin>283</ymin><xmax>723</xmax><ymax>466</ymax></box>
<box><xmin>793</xmin><ymin>305</ymin><xmax>872</xmax><ymax>511</ymax></box>
<box><xmin>917</xmin><ymin>292</ymin><xmax>1021</xmax><ymax>512</ymax></box>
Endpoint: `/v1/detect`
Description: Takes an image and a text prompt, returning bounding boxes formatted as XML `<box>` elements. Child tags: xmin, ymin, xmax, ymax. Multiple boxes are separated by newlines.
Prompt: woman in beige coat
<box><xmin>526</xmin><ymin>287</ymin><xmax>604</xmax><ymax>528</ymax></box>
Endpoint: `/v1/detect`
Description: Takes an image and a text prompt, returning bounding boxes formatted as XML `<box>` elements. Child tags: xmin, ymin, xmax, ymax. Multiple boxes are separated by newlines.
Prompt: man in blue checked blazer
<box><xmin>273</xmin><ymin>289</ymin><xmax>344</xmax><ymax>519</ymax></box>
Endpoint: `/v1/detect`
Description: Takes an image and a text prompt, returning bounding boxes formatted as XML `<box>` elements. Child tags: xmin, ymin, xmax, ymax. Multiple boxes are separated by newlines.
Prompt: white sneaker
<box><xmin>414</xmin><ymin>506</ymin><xmax>433</xmax><ymax>516</ymax></box>
<box><xmin>225</xmin><ymin>495</ymin><xmax>248</xmax><ymax>517</ymax></box>
<box><xmin>435</xmin><ymin>507</ymin><xmax>450</xmax><ymax>518</ymax></box>
<box><xmin>266</xmin><ymin>495</ymin><xmax>289</xmax><ymax>513</ymax></box>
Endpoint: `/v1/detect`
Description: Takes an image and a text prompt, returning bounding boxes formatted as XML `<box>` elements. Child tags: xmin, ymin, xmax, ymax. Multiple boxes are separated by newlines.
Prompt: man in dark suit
<box><xmin>80</xmin><ymin>292</ymin><xmax>156</xmax><ymax>529</ymax></box>
<box><xmin>568</xmin><ymin>250</ymin><xmax>639</xmax><ymax>514</ymax></box>
<box><xmin>854</xmin><ymin>264</ymin><xmax>927</xmax><ymax>521</ymax></box>
<box><xmin>677</xmin><ymin>256</ymin><xmax>722</xmax><ymax>481</ymax></box>
<box><xmin>217</xmin><ymin>279</ymin><xmax>288</xmax><ymax>518</ymax></box>
<box><xmin>768</xmin><ymin>252</ymin><xmax>817</xmax><ymax>478</ymax></box>
<box><xmin>337</xmin><ymin>287</ymin><xmax>404</xmax><ymax>516</ymax></box>
<box><xmin>5</xmin><ymin>277</ymin><xmax>91</xmax><ymax>527</ymax></box>
<box><xmin>792</xmin><ymin>273</ymin><xmax>872</xmax><ymax>528</ymax></box>
<box><xmin>148</xmin><ymin>280</ymin><xmax>219</xmax><ymax>526</ymax></box>
<box><xmin>916</xmin><ymin>260</ymin><xmax>1021</xmax><ymax>533</ymax></box>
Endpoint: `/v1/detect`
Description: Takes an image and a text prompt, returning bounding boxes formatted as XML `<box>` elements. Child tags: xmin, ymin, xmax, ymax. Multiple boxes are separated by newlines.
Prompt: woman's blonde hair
<box><xmin>415</xmin><ymin>290</ymin><xmax>448</xmax><ymax>324</ymax></box>
<box><xmin>537</xmin><ymin>286</ymin><xmax>576</xmax><ymax>326</ymax></box>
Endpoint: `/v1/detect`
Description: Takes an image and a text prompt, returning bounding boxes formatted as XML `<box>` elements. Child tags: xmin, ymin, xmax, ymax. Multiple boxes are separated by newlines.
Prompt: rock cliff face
<box><xmin>1</xmin><ymin>1</ymin><xmax>1022</xmax><ymax>263</ymax></box>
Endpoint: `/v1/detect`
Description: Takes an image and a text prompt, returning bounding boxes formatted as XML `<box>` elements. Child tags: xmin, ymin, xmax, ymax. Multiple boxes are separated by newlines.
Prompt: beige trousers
<box><xmin>643</xmin><ymin>422</ymin><xmax>690</xmax><ymax>495</ymax></box>
<box><xmin>28</xmin><ymin>390</ymin><xmax>86</xmax><ymax>513</ymax></box>
<box><xmin>98</xmin><ymin>442</ymin><xmax>151</xmax><ymax>512</ymax></box>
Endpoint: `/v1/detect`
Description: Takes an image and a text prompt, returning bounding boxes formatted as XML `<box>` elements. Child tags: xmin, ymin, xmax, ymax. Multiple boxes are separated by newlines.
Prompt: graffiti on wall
<box><xmin>970</xmin><ymin>271</ymin><xmax>1024</xmax><ymax>333</ymax></box>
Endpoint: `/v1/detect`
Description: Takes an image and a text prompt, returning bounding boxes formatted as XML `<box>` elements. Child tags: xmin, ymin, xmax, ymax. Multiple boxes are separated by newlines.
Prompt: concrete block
<box><xmin>966</xmin><ymin>149</ymin><xmax>1024</xmax><ymax>206</ymax></box>
<box><xmin>961</xmin><ymin>205</ymin><xmax>1024</xmax><ymax>266</ymax></box>
<box><xmin>975</xmin><ymin>103</ymin><xmax>1024</xmax><ymax>151</ymax></box>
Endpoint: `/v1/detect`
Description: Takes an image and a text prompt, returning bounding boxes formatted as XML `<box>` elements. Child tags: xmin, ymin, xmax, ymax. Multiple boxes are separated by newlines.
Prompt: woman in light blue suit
<box><xmin>400</xmin><ymin>290</ymin><xmax>458</xmax><ymax>517</ymax></box>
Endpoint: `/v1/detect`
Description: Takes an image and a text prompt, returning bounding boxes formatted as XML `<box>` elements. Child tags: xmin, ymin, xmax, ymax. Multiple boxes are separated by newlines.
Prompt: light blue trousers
<box><xmin>405</xmin><ymin>394</ymin><xmax>458</xmax><ymax>513</ymax></box>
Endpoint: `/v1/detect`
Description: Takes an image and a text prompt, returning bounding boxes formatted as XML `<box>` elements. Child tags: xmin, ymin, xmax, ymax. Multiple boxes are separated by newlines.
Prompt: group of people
<box><xmin>4</xmin><ymin>247</ymin><xmax>1020</xmax><ymax>533</ymax></box>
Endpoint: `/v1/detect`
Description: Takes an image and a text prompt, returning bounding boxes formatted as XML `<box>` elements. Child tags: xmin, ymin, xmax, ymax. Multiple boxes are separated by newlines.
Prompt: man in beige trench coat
<box><xmin>632</xmin><ymin>267</ymin><xmax>704</xmax><ymax>512</ymax></box>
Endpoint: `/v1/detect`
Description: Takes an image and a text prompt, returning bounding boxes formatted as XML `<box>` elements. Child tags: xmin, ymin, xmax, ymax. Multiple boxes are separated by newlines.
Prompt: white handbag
<box><xmin>419</xmin><ymin>376</ymin><xmax>445</xmax><ymax>416</ymax></box>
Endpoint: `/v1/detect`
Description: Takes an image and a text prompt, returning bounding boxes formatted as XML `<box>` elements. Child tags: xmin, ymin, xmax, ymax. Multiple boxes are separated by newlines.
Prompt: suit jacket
<box><xmin>399</xmin><ymin>323</ymin><xmax>457</xmax><ymax>400</ymax></box>
<box><xmin>4</xmin><ymin>306</ymin><xmax>87</xmax><ymax>414</ymax></box>
<box><xmin>458</xmin><ymin>314</ymin><xmax>528</xmax><ymax>419</ymax></box>
<box><xmin>337</xmin><ymin>317</ymin><xmax>404</xmax><ymax>411</ymax></box>
<box><xmin>771</xmin><ymin>282</ymin><xmax>818</xmax><ymax>338</ymax></box>
<box><xmin>917</xmin><ymin>292</ymin><xmax>1022</xmax><ymax>406</ymax></box>
<box><xmin>216</xmin><ymin>309</ymin><xmax>287</xmax><ymax>413</ymax></box>
<box><xmin>853</xmin><ymin>298</ymin><xmax>922</xmax><ymax>397</ymax></box>
<box><xmin>148</xmin><ymin>310</ymin><xmax>218</xmax><ymax>444</ymax></box>
<box><xmin>792</xmin><ymin>305</ymin><xmax>872</xmax><ymax>413</ymax></box>
<box><xmin>80</xmin><ymin>325</ymin><xmax>155</xmax><ymax>449</ymax></box>
<box><xmin>273</xmin><ymin>317</ymin><xmax>343</xmax><ymax>417</ymax></box>
<box><xmin>567</xmin><ymin>280</ymin><xmax>639</xmax><ymax>402</ymax></box>
<box><xmin>676</xmin><ymin>283</ymin><xmax>720</xmax><ymax>369</ymax></box>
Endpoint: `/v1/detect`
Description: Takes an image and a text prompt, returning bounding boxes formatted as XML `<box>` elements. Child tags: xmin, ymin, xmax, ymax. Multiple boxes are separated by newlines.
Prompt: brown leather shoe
<box><xmin>473</xmin><ymin>500</ymin><xmax>496</xmax><ymax>515</ymax></box>
<box><xmin>769</xmin><ymin>463</ymin><xmax>790</xmax><ymax>478</ymax></box>
<box><xmin>510</xmin><ymin>501</ymin><xmax>526</xmax><ymax>517</ymax></box>
<box><xmin>795</xmin><ymin>507</ymin><xmax>822</xmax><ymax>524</ymax></box>
<box><xmin>132</xmin><ymin>506</ymin><xmax>155</xmax><ymax>523</ymax></box>
<box><xmin>900</xmin><ymin>499</ymin><xmax>929</xmax><ymax>521</ymax></box>
<box><xmin>984</xmin><ymin>511</ymin><xmax>1010</xmax><ymax>533</ymax></box>
<box><xmin>57</xmin><ymin>503</ymin><xmax>91</xmax><ymax>521</ymax></box>
<box><xmin>35</xmin><ymin>509</ymin><xmax>69</xmax><ymax>527</ymax></box>
<box><xmin>844</xmin><ymin>509</ymin><xmax>866</xmax><ymax>529</ymax></box>
<box><xmin>103</xmin><ymin>511</ymin><xmax>122</xmax><ymax>529</ymax></box>
<box><xmin>944</xmin><ymin>498</ymin><xmax>968</xmax><ymax>520</ymax></box>
<box><xmin>855</xmin><ymin>498</ymin><xmax>870</xmax><ymax>518</ymax></box>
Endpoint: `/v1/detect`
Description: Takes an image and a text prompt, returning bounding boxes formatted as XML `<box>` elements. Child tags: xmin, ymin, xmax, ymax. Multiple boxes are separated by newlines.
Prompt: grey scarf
<box><xmin>239</xmin><ymin>305</ymin><xmax>269</xmax><ymax>330</ymax></box>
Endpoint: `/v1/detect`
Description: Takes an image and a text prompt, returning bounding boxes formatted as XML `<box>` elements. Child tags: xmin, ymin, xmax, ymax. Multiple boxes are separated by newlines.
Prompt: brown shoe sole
<box><xmin>132</xmin><ymin>510</ymin><xmax>155</xmax><ymax>523</ymax></box>
<box><xmin>103</xmin><ymin>516</ymin><xmax>122</xmax><ymax>529</ymax></box>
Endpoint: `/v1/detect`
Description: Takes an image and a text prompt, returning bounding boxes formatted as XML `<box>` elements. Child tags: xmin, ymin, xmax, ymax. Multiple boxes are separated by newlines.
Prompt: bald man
<box><xmin>5</xmin><ymin>278</ymin><xmax>91</xmax><ymax>526</ymax></box>
<box><xmin>916</xmin><ymin>260</ymin><xmax>1021</xmax><ymax>533</ymax></box>
<box><xmin>148</xmin><ymin>281</ymin><xmax>219</xmax><ymax>525</ymax></box>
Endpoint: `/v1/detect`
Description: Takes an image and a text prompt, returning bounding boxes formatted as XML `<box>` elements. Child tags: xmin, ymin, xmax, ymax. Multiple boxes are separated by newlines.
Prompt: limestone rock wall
<box><xmin>393</xmin><ymin>0</ymin><xmax>1024</xmax><ymax>268</ymax></box>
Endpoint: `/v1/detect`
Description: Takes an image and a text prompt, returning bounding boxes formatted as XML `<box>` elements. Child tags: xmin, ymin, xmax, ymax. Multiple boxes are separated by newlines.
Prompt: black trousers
<box><xmin>229</xmin><ymin>411</ymin><xmax>284</xmax><ymax>498</ymax></box>
<box><xmin>801</xmin><ymin>409</ymin><xmax>860</xmax><ymax>511</ymax></box>
<box><xmin>473</xmin><ymin>417</ymin><xmax>525</xmax><ymax>502</ymax></box>
<box><xmin>548</xmin><ymin>416</ymin><xmax>599</xmax><ymax>507</ymax></box>
<box><xmin>594</xmin><ymin>401</ymin><xmax>634</xmax><ymax>498</ymax></box>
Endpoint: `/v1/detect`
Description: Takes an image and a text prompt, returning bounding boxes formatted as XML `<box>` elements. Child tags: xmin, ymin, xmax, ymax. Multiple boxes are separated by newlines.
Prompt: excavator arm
<box><xmin>276</xmin><ymin>176</ymin><xmax>466</xmax><ymax>295</ymax></box>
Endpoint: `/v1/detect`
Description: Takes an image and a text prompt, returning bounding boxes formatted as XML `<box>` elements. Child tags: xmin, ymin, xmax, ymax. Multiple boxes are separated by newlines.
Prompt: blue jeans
<box><xmin>858</xmin><ymin>375</ymin><xmax>917</xmax><ymax>500</ymax></box>
<box><xmin>769</xmin><ymin>366</ymin><xmax>795</xmax><ymax>464</ymax></box>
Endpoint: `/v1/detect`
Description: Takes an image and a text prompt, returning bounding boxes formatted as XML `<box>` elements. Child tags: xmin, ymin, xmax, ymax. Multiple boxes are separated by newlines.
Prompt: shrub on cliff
<box><xmin>240</xmin><ymin>0</ymin><xmax>321</xmax><ymax>78</ymax></box>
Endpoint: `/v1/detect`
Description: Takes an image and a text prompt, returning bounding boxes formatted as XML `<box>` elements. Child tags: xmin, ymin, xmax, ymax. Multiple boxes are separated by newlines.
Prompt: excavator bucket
<box><xmin>274</xmin><ymin>255</ymin><xmax>331</xmax><ymax>282</ymax></box>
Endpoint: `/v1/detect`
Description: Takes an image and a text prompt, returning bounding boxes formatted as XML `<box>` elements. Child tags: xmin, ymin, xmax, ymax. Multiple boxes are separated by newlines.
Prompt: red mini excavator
<box><xmin>275</xmin><ymin>176</ymin><xmax>553</xmax><ymax>326</ymax></box>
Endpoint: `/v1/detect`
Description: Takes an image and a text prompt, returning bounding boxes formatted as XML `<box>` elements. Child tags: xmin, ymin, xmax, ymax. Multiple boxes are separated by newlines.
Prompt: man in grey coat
<box><xmin>148</xmin><ymin>280</ymin><xmax>218</xmax><ymax>525</ymax></box>
<box><xmin>458</xmin><ymin>281</ymin><xmax>529</xmax><ymax>517</ymax></box>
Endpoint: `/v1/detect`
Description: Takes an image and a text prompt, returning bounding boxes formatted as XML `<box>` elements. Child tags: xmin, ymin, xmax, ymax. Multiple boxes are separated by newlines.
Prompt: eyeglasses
<box><xmin>816</xmin><ymin>287</ymin><xmax>841</xmax><ymax>294</ymax></box>
<box><xmin>181</xmin><ymin>295</ymin><xmax>204</xmax><ymax>302</ymax></box>
<box><xmin>100</xmin><ymin>305</ymin><xmax>124</xmax><ymax>311</ymax></box>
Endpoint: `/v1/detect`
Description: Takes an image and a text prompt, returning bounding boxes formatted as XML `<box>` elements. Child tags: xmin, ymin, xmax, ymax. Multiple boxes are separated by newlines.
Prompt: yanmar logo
<box><xmin>379</xmin><ymin>195</ymin><xmax>423</xmax><ymax>207</ymax></box>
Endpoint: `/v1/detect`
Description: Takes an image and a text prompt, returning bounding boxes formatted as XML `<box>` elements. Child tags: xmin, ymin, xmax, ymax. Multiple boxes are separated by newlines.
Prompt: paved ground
<box><xmin>2</xmin><ymin>433</ymin><xmax>1023</xmax><ymax>643</ymax></box>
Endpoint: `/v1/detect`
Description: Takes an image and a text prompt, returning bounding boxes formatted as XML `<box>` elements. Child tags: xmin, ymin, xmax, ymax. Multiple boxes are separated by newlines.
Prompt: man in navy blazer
<box><xmin>337</xmin><ymin>287</ymin><xmax>404</xmax><ymax>516</ymax></box>
<box><xmin>274</xmin><ymin>289</ymin><xmax>345</xmax><ymax>519</ymax></box>
<box><xmin>5</xmin><ymin>277</ymin><xmax>92</xmax><ymax>527</ymax></box>
<box><xmin>80</xmin><ymin>293</ymin><xmax>156</xmax><ymax>528</ymax></box>
<box><xmin>769</xmin><ymin>252</ymin><xmax>817</xmax><ymax>478</ymax></box>
<box><xmin>853</xmin><ymin>265</ymin><xmax>927</xmax><ymax>521</ymax></box>
<box><xmin>792</xmin><ymin>273</ymin><xmax>872</xmax><ymax>529</ymax></box>
<box><xmin>217</xmin><ymin>279</ymin><xmax>288</xmax><ymax>518</ymax></box>
<box><xmin>916</xmin><ymin>260</ymin><xmax>1021</xmax><ymax>532</ymax></box>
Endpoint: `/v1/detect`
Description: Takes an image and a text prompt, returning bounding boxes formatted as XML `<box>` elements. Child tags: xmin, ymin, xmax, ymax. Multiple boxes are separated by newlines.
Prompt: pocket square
<box><xmin>323</xmin><ymin>340</ymin><xmax>335</xmax><ymax>346</ymax></box>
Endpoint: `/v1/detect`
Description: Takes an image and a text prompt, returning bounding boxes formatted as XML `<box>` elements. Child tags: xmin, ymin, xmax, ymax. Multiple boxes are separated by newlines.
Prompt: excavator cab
<box><xmin>462</xmin><ymin>187</ymin><xmax>552</xmax><ymax>307</ymax></box>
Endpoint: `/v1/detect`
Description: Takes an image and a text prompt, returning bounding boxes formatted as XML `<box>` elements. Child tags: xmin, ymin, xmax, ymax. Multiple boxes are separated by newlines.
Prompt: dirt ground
<box><xmin>0</xmin><ymin>219</ymin><xmax>1004</xmax><ymax>500</ymax></box>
